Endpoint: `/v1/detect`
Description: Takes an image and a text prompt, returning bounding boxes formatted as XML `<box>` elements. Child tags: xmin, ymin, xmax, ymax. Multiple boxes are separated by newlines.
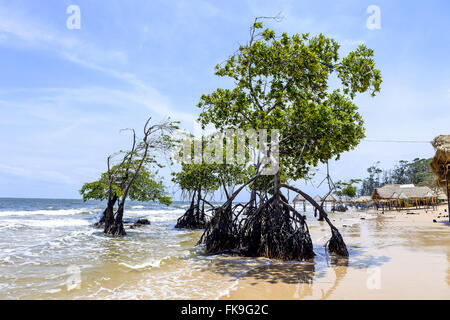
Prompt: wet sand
<box><xmin>221</xmin><ymin>205</ymin><xmax>450</xmax><ymax>300</ymax></box>
<box><xmin>2</xmin><ymin>201</ymin><xmax>448</xmax><ymax>299</ymax></box>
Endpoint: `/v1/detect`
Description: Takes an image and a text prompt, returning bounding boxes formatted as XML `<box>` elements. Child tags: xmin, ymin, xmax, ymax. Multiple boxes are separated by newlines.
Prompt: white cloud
<box><xmin>0</xmin><ymin>163</ymin><xmax>73</xmax><ymax>185</ymax></box>
<box><xmin>0</xmin><ymin>5</ymin><xmax>127</xmax><ymax>64</ymax></box>
<box><xmin>0</xmin><ymin>5</ymin><xmax>196</xmax><ymax>127</ymax></box>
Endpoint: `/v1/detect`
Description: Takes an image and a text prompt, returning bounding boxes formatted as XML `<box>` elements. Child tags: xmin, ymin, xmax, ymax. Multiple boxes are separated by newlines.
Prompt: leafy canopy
<box><xmin>197</xmin><ymin>21</ymin><xmax>382</xmax><ymax>181</ymax></box>
<box><xmin>172</xmin><ymin>163</ymin><xmax>220</xmax><ymax>195</ymax></box>
<box><xmin>334</xmin><ymin>179</ymin><xmax>361</xmax><ymax>199</ymax></box>
<box><xmin>80</xmin><ymin>162</ymin><xmax>172</xmax><ymax>205</ymax></box>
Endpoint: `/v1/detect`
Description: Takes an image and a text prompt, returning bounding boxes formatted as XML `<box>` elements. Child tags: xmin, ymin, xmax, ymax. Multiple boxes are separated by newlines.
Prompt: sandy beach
<box><xmin>1</xmin><ymin>199</ymin><xmax>448</xmax><ymax>300</ymax></box>
<box><xmin>221</xmin><ymin>205</ymin><xmax>450</xmax><ymax>300</ymax></box>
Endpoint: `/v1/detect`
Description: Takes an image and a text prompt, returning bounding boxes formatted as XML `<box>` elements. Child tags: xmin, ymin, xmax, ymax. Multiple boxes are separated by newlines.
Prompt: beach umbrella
<box><xmin>430</xmin><ymin>135</ymin><xmax>450</xmax><ymax>221</ymax></box>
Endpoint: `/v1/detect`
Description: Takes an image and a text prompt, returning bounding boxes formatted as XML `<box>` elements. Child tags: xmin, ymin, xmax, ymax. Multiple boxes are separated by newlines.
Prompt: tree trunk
<box><xmin>446</xmin><ymin>167</ymin><xmax>450</xmax><ymax>222</ymax></box>
<box><xmin>196</xmin><ymin>185</ymin><xmax>202</xmax><ymax>219</ymax></box>
<box><xmin>104</xmin><ymin>202</ymin><xmax>126</xmax><ymax>236</ymax></box>
<box><xmin>274</xmin><ymin>170</ymin><xmax>281</xmax><ymax>203</ymax></box>
<box><xmin>94</xmin><ymin>195</ymin><xmax>117</xmax><ymax>228</ymax></box>
<box><xmin>318</xmin><ymin>203</ymin><xmax>325</xmax><ymax>221</ymax></box>
<box><xmin>175</xmin><ymin>188</ymin><xmax>208</xmax><ymax>229</ymax></box>
<box><xmin>102</xmin><ymin>196</ymin><xmax>117</xmax><ymax>231</ymax></box>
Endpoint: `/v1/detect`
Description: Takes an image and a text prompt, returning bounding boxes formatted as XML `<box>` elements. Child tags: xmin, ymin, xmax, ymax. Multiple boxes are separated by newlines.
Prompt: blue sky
<box><xmin>0</xmin><ymin>0</ymin><xmax>449</xmax><ymax>200</ymax></box>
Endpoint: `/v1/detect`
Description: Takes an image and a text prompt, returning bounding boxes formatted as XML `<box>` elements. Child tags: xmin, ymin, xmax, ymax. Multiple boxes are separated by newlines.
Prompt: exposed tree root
<box><xmin>240</xmin><ymin>197</ymin><xmax>315</xmax><ymax>260</ymax></box>
<box><xmin>175</xmin><ymin>205</ymin><xmax>209</xmax><ymax>229</ymax></box>
<box><xmin>200</xmin><ymin>194</ymin><xmax>315</xmax><ymax>261</ymax></box>
<box><xmin>175</xmin><ymin>189</ymin><xmax>211</xmax><ymax>229</ymax></box>
<box><xmin>327</xmin><ymin>227</ymin><xmax>349</xmax><ymax>256</ymax></box>
<box><xmin>104</xmin><ymin>205</ymin><xmax>126</xmax><ymax>236</ymax></box>
<box><xmin>93</xmin><ymin>211</ymin><xmax>105</xmax><ymax>228</ymax></box>
<box><xmin>198</xmin><ymin>179</ymin><xmax>349</xmax><ymax>261</ymax></box>
<box><xmin>104</xmin><ymin>223</ymin><xmax>126</xmax><ymax>236</ymax></box>
<box><xmin>199</xmin><ymin>204</ymin><xmax>238</xmax><ymax>253</ymax></box>
<box><xmin>280</xmin><ymin>184</ymin><xmax>349</xmax><ymax>257</ymax></box>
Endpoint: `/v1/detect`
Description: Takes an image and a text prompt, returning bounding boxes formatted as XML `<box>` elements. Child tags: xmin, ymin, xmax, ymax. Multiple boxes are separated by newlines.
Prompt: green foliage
<box><xmin>172</xmin><ymin>163</ymin><xmax>220</xmax><ymax>195</ymax></box>
<box><xmin>359</xmin><ymin>158</ymin><xmax>435</xmax><ymax>196</ymax></box>
<box><xmin>215</xmin><ymin>163</ymin><xmax>249</xmax><ymax>192</ymax></box>
<box><xmin>80</xmin><ymin>177</ymin><xmax>109</xmax><ymax>202</ymax></box>
<box><xmin>334</xmin><ymin>179</ymin><xmax>361</xmax><ymax>199</ymax></box>
<box><xmin>248</xmin><ymin>165</ymin><xmax>288</xmax><ymax>195</ymax></box>
<box><xmin>80</xmin><ymin>163</ymin><xmax>172</xmax><ymax>205</ymax></box>
<box><xmin>197</xmin><ymin>22</ymin><xmax>381</xmax><ymax>181</ymax></box>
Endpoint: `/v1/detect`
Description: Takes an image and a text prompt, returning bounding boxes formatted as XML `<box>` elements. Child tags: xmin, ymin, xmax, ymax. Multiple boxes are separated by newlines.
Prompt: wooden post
<box><xmin>446</xmin><ymin>165</ymin><xmax>450</xmax><ymax>222</ymax></box>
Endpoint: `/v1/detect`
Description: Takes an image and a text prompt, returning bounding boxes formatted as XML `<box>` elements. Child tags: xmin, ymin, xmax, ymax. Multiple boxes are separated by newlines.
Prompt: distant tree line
<box><xmin>358</xmin><ymin>158</ymin><xmax>436</xmax><ymax>196</ymax></box>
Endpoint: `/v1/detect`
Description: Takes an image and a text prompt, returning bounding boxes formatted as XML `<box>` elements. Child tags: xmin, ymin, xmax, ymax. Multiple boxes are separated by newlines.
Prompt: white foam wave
<box><xmin>131</xmin><ymin>205</ymin><xmax>145</xmax><ymax>209</ymax></box>
<box><xmin>1</xmin><ymin>219</ymin><xmax>90</xmax><ymax>228</ymax></box>
<box><xmin>119</xmin><ymin>256</ymin><xmax>172</xmax><ymax>270</ymax></box>
<box><xmin>0</xmin><ymin>209</ymin><xmax>92</xmax><ymax>217</ymax></box>
<box><xmin>126</xmin><ymin>209</ymin><xmax>185</xmax><ymax>215</ymax></box>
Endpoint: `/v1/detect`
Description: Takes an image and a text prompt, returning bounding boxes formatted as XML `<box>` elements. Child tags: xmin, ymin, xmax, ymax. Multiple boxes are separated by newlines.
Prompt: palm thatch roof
<box><xmin>430</xmin><ymin>135</ymin><xmax>450</xmax><ymax>189</ymax></box>
<box><xmin>437</xmin><ymin>190</ymin><xmax>448</xmax><ymax>200</ymax></box>
<box><xmin>313</xmin><ymin>195</ymin><xmax>322</xmax><ymax>202</ymax></box>
<box><xmin>322</xmin><ymin>194</ymin><xmax>336</xmax><ymax>202</ymax></box>
<box><xmin>354</xmin><ymin>196</ymin><xmax>373</xmax><ymax>203</ymax></box>
<box><xmin>293</xmin><ymin>194</ymin><xmax>306</xmax><ymax>202</ymax></box>
<box><xmin>398</xmin><ymin>192</ymin><xmax>408</xmax><ymax>200</ymax></box>
<box><xmin>372</xmin><ymin>184</ymin><xmax>436</xmax><ymax>200</ymax></box>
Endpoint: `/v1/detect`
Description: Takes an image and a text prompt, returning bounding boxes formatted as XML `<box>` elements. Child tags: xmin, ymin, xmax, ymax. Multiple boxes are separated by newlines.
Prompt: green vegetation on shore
<box><xmin>358</xmin><ymin>158</ymin><xmax>437</xmax><ymax>196</ymax></box>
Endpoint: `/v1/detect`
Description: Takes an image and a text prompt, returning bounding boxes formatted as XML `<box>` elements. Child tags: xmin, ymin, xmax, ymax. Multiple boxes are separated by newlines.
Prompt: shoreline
<box><xmin>220</xmin><ymin>205</ymin><xmax>450</xmax><ymax>300</ymax></box>
<box><xmin>0</xmin><ymin>199</ymin><xmax>448</xmax><ymax>300</ymax></box>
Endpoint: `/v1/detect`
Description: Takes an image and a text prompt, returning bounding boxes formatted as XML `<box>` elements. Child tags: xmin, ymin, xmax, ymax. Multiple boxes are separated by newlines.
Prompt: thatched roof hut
<box><xmin>354</xmin><ymin>196</ymin><xmax>373</xmax><ymax>203</ymax></box>
<box><xmin>313</xmin><ymin>195</ymin><xmax>322</xmax><ymax>202</ymax></box>
<box><xmin>322</xmin><ymin>194</ymin><xmax>336</xmax><ymax>202</ymax></box>
<box><xmin>430</xmin><ymin>135</ymin><xmax>450</xmax><ymax>189</ymax></box>
<box><xmin>293</xmin><ymin>193</ymin><xmax>308</xmax><ymax>212</ymax></box>
<box><xmin>372</xmin><ymin>184</ymin><xmax>439</xmax><ymax>211</ymax></box>
<box><xmin>437</xmin><ymin>190</ymin><xmax>447</xmax><ymax>201</ymax></box>
<box><xmin>372</xmin><ymin>184</ymin><xmax>436</xmax><ymax>200</ymax></box>
<box><xmin>293</xmin><ymin>194</ymin><xmax>306</xmax><ymax>203</ymax></box>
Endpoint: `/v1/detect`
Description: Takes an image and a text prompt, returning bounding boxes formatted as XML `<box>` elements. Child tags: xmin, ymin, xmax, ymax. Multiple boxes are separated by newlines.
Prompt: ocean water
<box><xmin>0</xmin><ymin>198</ymin><xmax>213</xmax><ymax>299</ymax></box>
<box><xmin>1</xmin><ymin>198</ymin><xmax>448</xmax><ymax>299</ymax></box>
<box><xmin>0</xmin><ymin>198</ymin><xmax>331</xmax><ymax>299</ymax></box>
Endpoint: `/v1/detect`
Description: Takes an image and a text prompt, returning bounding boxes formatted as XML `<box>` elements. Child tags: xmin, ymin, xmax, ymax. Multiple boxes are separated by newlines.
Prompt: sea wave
<box><xmin>119</xmin><ymin>256</ymin><xmax>174</xmax><ymax>270</ymax></box>
<box><xmin>0</xmin><ymin>219</ymin><xmax>91</xmax><ymax>228</ymax></box>
<box><xmin>0</xmin><ymin>209</ymin><xmax>93</xmax><ymax>217</ymax></box>
<box><xmin>126</xmin><ymin>209</ymin><xmax>185</xmax><ymax>215</ymax></box>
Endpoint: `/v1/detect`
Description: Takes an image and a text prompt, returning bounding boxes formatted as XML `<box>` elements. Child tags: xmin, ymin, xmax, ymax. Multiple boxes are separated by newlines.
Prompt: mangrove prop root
<box><xmin>104</xmin><ymin>222</ymin><xmax>126</xmax><ymax>236</ymax></box>
<box><xmin>200</xmin><ymin>195</ymin><xmax>315</xmax><ymax>261</ymax></box>
<box><xmin>175</xmin><ymin>206</ymin><xmax>209</xmax><ymax>229</ymax></box>
<box><xmin>198</xmin><ymin>205</ymin><xmax>238</xmax><ymax>253</ymax></box>
<box><xmin>327</xmin><ymin>227</ymin><xmax>349</xmax><ymax>256</ymax></box>
<box><xmin>280</xmin><ymin>183</ymin><xmax>349</xmax><ymax>257</ymax></box>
